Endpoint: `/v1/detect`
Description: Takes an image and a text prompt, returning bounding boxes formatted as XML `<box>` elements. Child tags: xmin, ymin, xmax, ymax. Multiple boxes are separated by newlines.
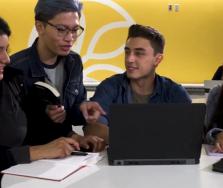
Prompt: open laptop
<box><xmin>108</xmin><ymin>103</ymin><xmax>206</xmax><ymax>165</ymax></box>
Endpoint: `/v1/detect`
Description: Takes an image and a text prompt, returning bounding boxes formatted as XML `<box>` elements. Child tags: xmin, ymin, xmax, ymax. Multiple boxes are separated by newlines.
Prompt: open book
<box><xmin>1</xmin><ymin>153</ymin><xmax>101</xmax><ymax>181</ymax></box>
<box><xmin>33</xmin><ymin>81</ymin><xmax>60</xmax><ymax>105</ymax></box>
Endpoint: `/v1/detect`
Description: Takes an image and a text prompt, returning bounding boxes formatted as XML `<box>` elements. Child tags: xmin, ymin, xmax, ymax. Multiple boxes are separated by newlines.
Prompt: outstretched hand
<box><xmin>80</xmin><ymin>101</ymin><xmax>106</xmax><ymax>123</ymax></box>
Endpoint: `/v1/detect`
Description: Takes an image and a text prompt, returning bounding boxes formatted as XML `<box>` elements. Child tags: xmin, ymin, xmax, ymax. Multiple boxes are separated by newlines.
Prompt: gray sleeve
<box><xmin>205</xmin><ymin>85</ymin><xmax>221</xmax><ymax>129</ymax></box>
<box><xmin>205</xmin><ymin>85</ymin><xmax>222</xmax><ymax>143</ymax></box>
<box><xmin>9</xmin><ymin>145</ymin><xmax>30</xmax><ymax>164</ymax></box>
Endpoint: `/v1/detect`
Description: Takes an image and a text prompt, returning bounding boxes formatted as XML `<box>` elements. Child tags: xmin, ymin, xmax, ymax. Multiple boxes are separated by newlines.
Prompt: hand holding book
<box><xmin>46</xmin><ymin>104</ymin><xmax>66</xmax><ymax>123</ymax></box>
<box><xmin>33</xmin><ymin>81</ymin><xmax>66</xmax><ymax>123</ymax></box>
<box><xmin>33</xmin><ymin>81</ymin><xmax>61</xmax><ymax>105</ymax></box>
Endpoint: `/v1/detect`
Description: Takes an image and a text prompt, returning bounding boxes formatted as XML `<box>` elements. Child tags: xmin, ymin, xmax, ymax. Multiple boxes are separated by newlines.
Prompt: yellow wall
<box><xmin>0</xmin><ymin>0</ymin><xmax>223</xmax><ymax>83</ymax></box>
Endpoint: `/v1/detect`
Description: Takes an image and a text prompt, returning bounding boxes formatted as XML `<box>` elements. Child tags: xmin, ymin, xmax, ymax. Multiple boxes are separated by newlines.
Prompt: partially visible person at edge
<box><xmin>80</xmin><ymin>24</ymin><xmax>191</xmax><ymax>144</ymax></box>
<box><xmin>205</xmin><ymin>84</ymin><xmax>223</xmax><ymax>153</ymax></box>
<box><xmin>0</xmin><ymin>16</ymin><xmax>82</xmax><ymax>185</ymax></box>
<box><xmin>10</xmin><ymin>0</ymin><xmax>105</xmax><ymax>152</ymax></box>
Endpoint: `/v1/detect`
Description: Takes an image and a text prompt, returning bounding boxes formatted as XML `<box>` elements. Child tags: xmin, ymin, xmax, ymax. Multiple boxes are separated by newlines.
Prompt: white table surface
<box><xmin>2</xmin><ymin>149</ymin><xmax>223</xmax><ymax>188</ymax></box>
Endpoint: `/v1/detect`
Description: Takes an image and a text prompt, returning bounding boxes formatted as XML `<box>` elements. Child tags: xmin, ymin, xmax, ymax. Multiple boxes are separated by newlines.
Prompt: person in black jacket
<box><xmin>10</xmin><ymin>0</ymin><xmax>105</xmax><ymax>152</ymax></box>
<box><xmin>0</xmin><ymin>16</ymin><xmax>95</xmax><ymax>186</ymax></box>
<box><xmin>0</xmin><ymin>16</ymin><xmax>80</xmax><ymax>183</ymax></box>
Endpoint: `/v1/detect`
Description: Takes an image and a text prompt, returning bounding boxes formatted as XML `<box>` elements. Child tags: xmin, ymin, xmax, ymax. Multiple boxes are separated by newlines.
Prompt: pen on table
<box><xmin>71</xmin><ymin>151</ymin><xmax>88</xmax><ymax>156</ymax></box>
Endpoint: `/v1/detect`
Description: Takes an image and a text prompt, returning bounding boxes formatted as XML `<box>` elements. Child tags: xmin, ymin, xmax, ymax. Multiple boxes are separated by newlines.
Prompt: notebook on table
<box><xmin>108</xmin><ymin>103</ymin><xmax>205</xmax><ymax>165</ymax></box>
<box><xmin>1</xmin><ymin>152</ymin><xmax>101</xmax><ymax>181</ymax></box>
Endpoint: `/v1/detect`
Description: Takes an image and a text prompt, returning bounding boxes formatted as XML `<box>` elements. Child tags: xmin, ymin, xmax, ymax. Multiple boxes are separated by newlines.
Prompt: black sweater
<box><xmin>0</xmin><ymin>67</ymin><xmax>30</xmax><ymax>182</ymax></box>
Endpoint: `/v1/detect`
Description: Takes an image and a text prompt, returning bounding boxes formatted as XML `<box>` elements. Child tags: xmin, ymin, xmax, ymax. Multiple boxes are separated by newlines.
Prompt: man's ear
<box><xmin>154</xmin><ymin>53</ymin><xmax>163</xmax><ymax>67</ymax></box>
<box><xmin>35</xmin><ymin>20</ymin><xmax>45</xmax><ymax>35</ymax></box>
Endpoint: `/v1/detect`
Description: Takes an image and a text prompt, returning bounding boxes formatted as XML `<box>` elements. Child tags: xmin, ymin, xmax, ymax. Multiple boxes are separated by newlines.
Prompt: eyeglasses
<box><xmin>45</xmin><ymin>21</ymin><xmax>84</xmax><ymax>38</ymax></box>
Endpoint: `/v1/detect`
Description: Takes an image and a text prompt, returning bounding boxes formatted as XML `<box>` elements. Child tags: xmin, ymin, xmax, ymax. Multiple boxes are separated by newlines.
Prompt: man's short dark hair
<box><xmin>35</xmin><ymin>0</ymin><xmax>83</xmax><ymax>22</ymax></box>
<box><xmin>127</xmin><ymin>24</ymin><xmax>165</xmax><ymax>54</ymax></box>
<box><xmin>0</xmin><ymin>17</ymin><xmax>11</xmax><ymax>36</ymax></box>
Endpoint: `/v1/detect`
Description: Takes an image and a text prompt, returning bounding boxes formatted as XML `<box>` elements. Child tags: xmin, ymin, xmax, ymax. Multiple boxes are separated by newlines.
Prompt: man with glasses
<box><xmin>10</xmin><ymin>0</ymin><xmax>105</xmax><ymax>152</ymax></box>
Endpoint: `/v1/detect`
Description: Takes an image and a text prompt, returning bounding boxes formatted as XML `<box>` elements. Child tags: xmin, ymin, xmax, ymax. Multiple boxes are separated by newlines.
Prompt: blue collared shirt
<box><xmin>90</xmin><ymin>73</ymin><xmax>191</xmax><ymax>126</ymax></box>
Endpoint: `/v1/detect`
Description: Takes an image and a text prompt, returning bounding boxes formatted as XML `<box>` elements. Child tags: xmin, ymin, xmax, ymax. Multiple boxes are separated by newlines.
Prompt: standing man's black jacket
<box><xmin>10</xmin><ymin>39</ymin><xmax>87</xmax><ymax>145</ymax></box>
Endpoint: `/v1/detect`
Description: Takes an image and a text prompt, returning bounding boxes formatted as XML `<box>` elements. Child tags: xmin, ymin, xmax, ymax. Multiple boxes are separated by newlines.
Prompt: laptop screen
<box><xmin>108</xmin><ymin>103</ymin><xmax>205</xmax><ymax>165</ymax></box>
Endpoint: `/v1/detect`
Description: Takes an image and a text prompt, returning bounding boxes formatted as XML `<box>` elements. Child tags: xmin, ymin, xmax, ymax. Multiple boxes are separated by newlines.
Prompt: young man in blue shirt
<box><xmin>82</xmin><ymin>24</ymin><xmax>191</xmax><ymax>143</ymax></box>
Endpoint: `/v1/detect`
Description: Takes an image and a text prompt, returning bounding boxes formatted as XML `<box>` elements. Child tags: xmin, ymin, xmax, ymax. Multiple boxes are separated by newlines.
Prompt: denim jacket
<box><xmin>91</xmin><ymin>73</ymin><xmax>191</xmax><ymax>125</ymax></box>
<box><xmin>10</xmin><ymin>39</ymin><xmax>86</xmax><ymax>145</ymax></box>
